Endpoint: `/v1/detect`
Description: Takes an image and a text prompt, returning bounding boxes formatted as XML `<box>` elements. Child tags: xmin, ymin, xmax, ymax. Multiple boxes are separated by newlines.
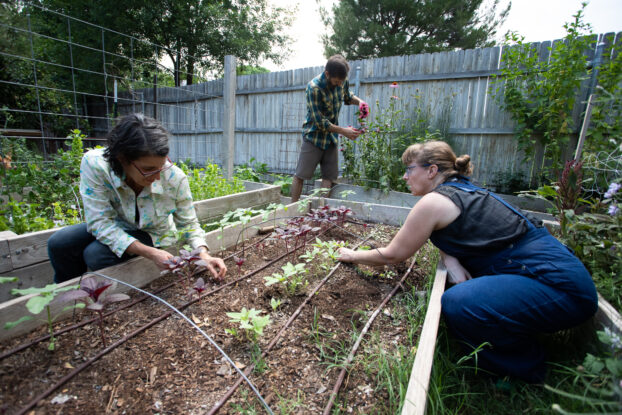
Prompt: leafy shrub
<box><xmin>561</xmin><ymin>181</ymin><xmax>622</xmax><ymax>310</ymax></box>
<box><xmin>341</xmin><ymin>90</ymin><xmax>445</xmax><ymax>193</ymax></box>
<box><xmin>0</xmin><ymin>130</ymin><xmax>85</xmax><ymax>233</ymax></box>
<box><xmin>179</xmin><ymin>160</ymin><xmax>245</xmax><ymax>201</ymax></box>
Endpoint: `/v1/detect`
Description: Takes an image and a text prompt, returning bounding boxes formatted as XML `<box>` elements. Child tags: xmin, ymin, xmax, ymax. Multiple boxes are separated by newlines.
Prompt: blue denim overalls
<box><xmin>434</xmin><ymin>179</ymin><xmax>598</xmax><ymax>382</ymax></box>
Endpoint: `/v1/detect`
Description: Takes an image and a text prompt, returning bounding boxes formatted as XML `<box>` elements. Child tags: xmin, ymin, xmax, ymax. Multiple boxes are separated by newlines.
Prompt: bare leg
<box><xmin>290</xmin><ymin>176</ymin><xmax>304</xmax><ymax>202</ymax></box>
<box><xmin>319</xmin><ymin>179</ymin><xmax>332</xmax><ymax>197</ymax></box>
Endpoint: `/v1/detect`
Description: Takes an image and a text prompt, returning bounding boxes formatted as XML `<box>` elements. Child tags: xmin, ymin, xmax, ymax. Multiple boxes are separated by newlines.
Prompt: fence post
<box><xmin>223</xmin><ymin>55</ymin><xmax>237</xmax><ymax>179</ymax></box>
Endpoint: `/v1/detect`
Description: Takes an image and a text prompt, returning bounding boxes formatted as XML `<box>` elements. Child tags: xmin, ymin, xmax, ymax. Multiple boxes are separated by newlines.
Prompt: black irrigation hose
<box><xmin>323</xmin><ymin>255</ymin><xmax>418</xmax><ymax>415</ymax></box>
<box><xmin>0</xmin><ymin>280</ymin><xmax>178</xmax><ymax>361</ymax></box>
<box><xmin>90</xmin><ymin>272</ymin><xmax>274</xmax><ymax>415</ymax></box>
<box><xmin>10</xmin><ymin>226</ymin><xmax>338</xmax><ymax>414</ymax></box>
<box><xmin>1</xmin><ymin>224</ymin><xmax>318</xmax><ymax>361</ymax></box>
<box><xmin>207</xmin><ymin>236</ymin><xmax>373</xmax><ymax>415</ymax></box>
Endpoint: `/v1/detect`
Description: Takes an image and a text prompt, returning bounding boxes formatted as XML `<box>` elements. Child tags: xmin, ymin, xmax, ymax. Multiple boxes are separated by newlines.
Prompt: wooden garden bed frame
<box><xmin>0</xmin><ymin>181</ymin><xmax>280</xmax><ymax>302</ymax></box>
<box><xmin>1</xmin><ymin>196</ymin><xmax>619</xmax><ymax>415</ymax></box>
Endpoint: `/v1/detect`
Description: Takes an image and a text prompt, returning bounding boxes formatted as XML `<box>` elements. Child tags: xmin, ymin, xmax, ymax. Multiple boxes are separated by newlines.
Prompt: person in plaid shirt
<box><xmin>290</xmin><ymin>55</ymin><xmax>367</xmax><ymax>202</ymax></box>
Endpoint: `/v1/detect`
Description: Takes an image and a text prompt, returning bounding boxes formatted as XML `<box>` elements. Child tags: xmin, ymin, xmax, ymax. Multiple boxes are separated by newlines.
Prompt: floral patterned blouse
<box><xmin>80</xmin><ymin>148</ymin><xmax>206</xmax><ymax>257</ymax></box>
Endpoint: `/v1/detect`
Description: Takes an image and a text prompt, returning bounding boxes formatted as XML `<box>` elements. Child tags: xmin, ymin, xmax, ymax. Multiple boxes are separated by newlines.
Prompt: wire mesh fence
<box><xmin>0</xmin><ymin>2</ymin><xmax>225</xmax><ymax>164</ymax></box>
<box><xmin>582</xmin><ymin>146</ymin><xmax>622</xmax><ymax>195</ymax></box>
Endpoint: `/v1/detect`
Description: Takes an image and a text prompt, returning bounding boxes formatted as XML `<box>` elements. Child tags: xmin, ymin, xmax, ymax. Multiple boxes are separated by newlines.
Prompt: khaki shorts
<box><xmin>294</xmin><ymin>140</ymin><xmax>338</xmax><ymax>181</ymax></box>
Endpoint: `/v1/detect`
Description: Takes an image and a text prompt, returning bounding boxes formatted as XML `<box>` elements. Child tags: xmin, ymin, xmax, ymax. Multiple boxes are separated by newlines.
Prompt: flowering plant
<box><xmin>560</xmin><ymin>179</ymin><xmax>622</xmax><ymax>310</ymax></box>
<box><xmin>603</xmin><ymin>181</ymin><xmax>621</xmax><ymax>216</ymax></box>
<box><xmin>341</xmin><ymin>86</ymin><xmax>441</xmax><ymax>192</ymax></box>
<box><xmin>358</xmin><ymin>102</ymin><xmax>369</xmax><ymax>120</ymax></box>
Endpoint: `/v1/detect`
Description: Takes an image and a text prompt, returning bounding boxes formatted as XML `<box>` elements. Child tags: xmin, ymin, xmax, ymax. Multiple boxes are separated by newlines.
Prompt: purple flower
<box><xmin>608</xmin><ymin>204</ymin><xmax>619</xmax><ymax>216</ymax></box>
<box><xmin>389</xmin><ymin>82</ymin><xmax>399</xmax><ymax>88</ymax></box>
<box><xmin>604</xmin><ymin>182</ymin><xmax>621</xmax><ymax>199</ymax></box>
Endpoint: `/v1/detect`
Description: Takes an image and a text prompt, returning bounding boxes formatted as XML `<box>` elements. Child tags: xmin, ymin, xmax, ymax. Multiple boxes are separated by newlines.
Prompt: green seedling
<box><xmin>311</xmin><ymin>239</ymin><xmax>347</xmax><ymax>270</ymax></box>
<box><xmin>264</xmin><ymin>262</ymin><xmax>308</xmax><ymax>295</ymax></box>
<box><xmin>226</xmin><ymin>307</ymin><xmax>271</xmax><ymax>343</ymax></box>
<box><xmin>0</xmin><ymin>276</ymin><xmax>18</xmax><ymax>284</ymax></box>
<box><xmin>270</xmin><ymin>297</ymin><xmax>282</xmax><ymax>311</ymax></box>
<box><xmin>5</xmin><ymin>283</ymin><xmax>82</xmax><ymax>351</ymax></box>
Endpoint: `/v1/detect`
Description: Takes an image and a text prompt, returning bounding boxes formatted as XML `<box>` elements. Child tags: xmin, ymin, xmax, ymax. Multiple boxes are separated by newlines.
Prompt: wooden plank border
<box><xmin>0</xmin><ymin>182</ymin><xmax>279</xmax><ymax>272</ymax></box>
<box><xmin>0</xmin><ymin>200</ymin><xmax>304</xmax><ymax>342</ymax></box>
<box><xmin>595</xmin><ymin>293</ymin><xmax>622</xmax><ymax>337</ymax></box>
<box><xmin>402</xmin><ymin>263</ymin><xmax>447</xmax><ymax>415</ymax></box>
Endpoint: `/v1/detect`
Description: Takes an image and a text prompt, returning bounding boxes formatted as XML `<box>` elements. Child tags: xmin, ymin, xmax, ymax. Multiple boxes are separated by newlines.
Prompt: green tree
<box><xmin>491</xmin><ymin>4</ymin><xmax>620</xmax><ymax>183</ymax></box>
<box><xmin>320</xmin><ymin>0</ymin><xmax>510</xmax><ymax>60</ymax></box>
<box><xmin>135</xmin><ymin>0</ymin><xmax>292</xmax><ymax>85</ymax></box>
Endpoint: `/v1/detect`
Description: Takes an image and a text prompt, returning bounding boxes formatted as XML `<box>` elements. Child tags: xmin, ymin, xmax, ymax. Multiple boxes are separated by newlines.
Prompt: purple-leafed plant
<box><xmin>273</xmin><ymin>227</ymin><xmax>293</xmax><ymax>251</ymax></box>
<box><xmin>162</xmin><ymin>248</ymin><xmax>211</xmax><ymax>289</ymax></box>
<box><xmin>293</xmin><ymin>224</ymin><xmax>321</xmax><ymax>249</ymax></box>
<box><xmin>57</xmin><ymin>277</ymin><xmax>130</xmax><ymax>348</ymax></box>
<box><xmin>188</xmin><ymin>277</ymin><xmax>207</xmax><ymax>302</ymax></box>
<box><xmin>233</xmin><ymin>255</ymin><xmax>245</xmax><ymax>276</ymax></box>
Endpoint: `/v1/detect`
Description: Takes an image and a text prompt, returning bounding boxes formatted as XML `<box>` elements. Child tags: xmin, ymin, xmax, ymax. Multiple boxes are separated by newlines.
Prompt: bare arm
<box><xmin>338</xmin><ymin>192</ymin><xmax>460</xmax><ymax>265</ymax></box>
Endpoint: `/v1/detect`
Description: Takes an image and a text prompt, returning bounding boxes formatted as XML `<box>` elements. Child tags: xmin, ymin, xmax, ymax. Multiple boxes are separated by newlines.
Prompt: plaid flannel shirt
<box><xmin>80</xmin><ymin>148</ymin><xmax>206</xmax><ymax>257</ymax></box>
<box><xmin>302</xmin><ymin>72</ymin><xmax>354</xmax><ymax>150</ymax></box>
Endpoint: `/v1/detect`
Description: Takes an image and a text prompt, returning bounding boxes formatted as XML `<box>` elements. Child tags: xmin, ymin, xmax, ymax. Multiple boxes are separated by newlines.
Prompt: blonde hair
<box><xmin>401</xmin><ymin>140</ymin><xmax>473</xmax><ymax>179</ymax></box>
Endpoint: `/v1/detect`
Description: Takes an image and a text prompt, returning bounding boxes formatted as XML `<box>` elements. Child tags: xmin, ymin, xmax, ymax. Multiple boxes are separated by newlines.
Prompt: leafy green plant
<box><xmin>341</xmin><ymin>90</ymin><xmax>445</xmax><ymax>193</ymax></box>
<box><xmin>546</xmin><ymin>328</ymin><xmax>622</xmax><ymax>414</ymax></box>
<box><xmin>0</xmin><ymin>130</ymin><xmax>85</xmax><ymax>234</ymax></box>
<box><xmin>561</xmin><ymin>183</ymin><xmax>621</xmax><ymax>310</ymax></box>
<box><xmin>179</xmin><ymin>160</ymin><xmax>245</xmax><ymax>201</ymax></box>
<box><xmin>5</xmin><ymin>283</ymin><xmax>82</xmax><ymax>350</ymax></box>
<box><xmin>234</xmin><ymin>157</ymin><xmax>269</xmax><ymax>182</ymax></box>
<box><xmin>307</xmin><ymin>239</ymin><xmax>347</xmax><ymax>271</ymax></box>
<box><xmin>270</xmin><ymin>173</ymin><xmax>293</xmax><ymax>196</ymax></box>
<box><xmin>226</xmin><ymin>307</ymin><xmax>271</xmax><ymax>343</ymax></box>
<box><xmin>270</xmin><ymin>297</ymin><xmax>282</xmax><ymax>311</ymax></box>
<box><xmin>264</xmin><ymin>262</ymin><xmax>308</xmax><ymax>295</ymax></box>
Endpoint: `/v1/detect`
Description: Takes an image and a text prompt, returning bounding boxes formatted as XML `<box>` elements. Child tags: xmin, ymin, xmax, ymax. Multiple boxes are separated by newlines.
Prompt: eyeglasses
<box><xmin>404</xmin><ymin>163</ymin><xmax>431</xmax><ymax>177</ymax></box>
<box><xmin>132</xmin><ymin>156</ymin><xmax>174</xmax><ymax>178</ymax></box>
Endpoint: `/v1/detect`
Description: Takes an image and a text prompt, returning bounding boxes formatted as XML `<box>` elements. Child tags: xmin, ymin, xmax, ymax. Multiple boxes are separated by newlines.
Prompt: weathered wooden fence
<box><xmin>112</xmin><ymin>32</ymin><xmax>621</xmax><ymax>187</ymax></box>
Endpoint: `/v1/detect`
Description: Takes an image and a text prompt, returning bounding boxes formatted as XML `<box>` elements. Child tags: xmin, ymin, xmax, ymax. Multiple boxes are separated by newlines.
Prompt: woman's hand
<box><xmin>199</xmin><ymin>251</ymin><xmax>227</xmax><ymax>281</ymax></box>
<box><xmin>337</xmin><ymin>247</ymin><xmax>356</xmax><ymax>262</ymax></box>
<box><xmin>441</xmin><ymin>253</ymin><xmax>472</xmax><ymax>284</ymax></box>
<box><xmin>148</xmin><ymin>248</ymin><xmax>174</xmax><ymax>270</ymax></box>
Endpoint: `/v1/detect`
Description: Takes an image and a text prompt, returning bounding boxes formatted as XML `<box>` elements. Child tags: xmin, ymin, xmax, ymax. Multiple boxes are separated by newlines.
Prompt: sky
<box><xmin>262</xmin><ymin>0</ymin><xmax>622</xmax><ymax>72</ymax></box>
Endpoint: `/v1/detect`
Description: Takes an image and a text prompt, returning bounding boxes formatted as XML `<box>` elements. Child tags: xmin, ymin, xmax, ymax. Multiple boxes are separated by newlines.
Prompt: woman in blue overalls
<box><xmin>338</xmin><ymin>140</ymin><xmax>598</xmax><ymax>382</ymax></box>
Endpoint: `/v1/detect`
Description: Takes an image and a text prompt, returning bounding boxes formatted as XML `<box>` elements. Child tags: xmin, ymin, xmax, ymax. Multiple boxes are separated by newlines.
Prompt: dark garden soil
<box><xmin>0</xmin><ymin>218</ymin><xmax>430</xmax><ymax>415</ymax></box>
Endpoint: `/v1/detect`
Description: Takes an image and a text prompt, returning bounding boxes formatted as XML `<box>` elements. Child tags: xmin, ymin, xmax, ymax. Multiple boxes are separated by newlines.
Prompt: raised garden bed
<box><xmin>321</xmin><ymin>180</ymin><xmax>554</xmax><ymax>221</ymax></box>
<box><xmin>0</xmin><ymin>181</ymin><xmax>281</xmax><ymax>303</ymax></box>
<box><xmin>1</xmin><ymin>198</ymin><xmax>617</xmax><ymax>415</ymax></box>
<box><xmin>0</xmin><ymin>199</ymin><xmax>443</xmax><ymax>414</ymax></box>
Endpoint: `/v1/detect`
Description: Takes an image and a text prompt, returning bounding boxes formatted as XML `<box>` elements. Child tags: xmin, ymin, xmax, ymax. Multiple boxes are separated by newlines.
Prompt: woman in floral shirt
<box><xmin>48</xmin><ymin>114</ymin><xmax>226</xmax><ymax>283</ymax></box>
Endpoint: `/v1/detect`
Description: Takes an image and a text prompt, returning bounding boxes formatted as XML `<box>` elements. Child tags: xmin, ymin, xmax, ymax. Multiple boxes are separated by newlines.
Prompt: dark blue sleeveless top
<box><xmin>429</xmin><ymin>176</ymin><xmax>542</xmax><ymax>257</ymax></box>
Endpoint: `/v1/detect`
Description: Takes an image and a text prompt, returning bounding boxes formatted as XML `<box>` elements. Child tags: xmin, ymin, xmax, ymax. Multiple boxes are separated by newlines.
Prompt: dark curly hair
<box><xmin>103</xmin><ymin>113</ymin><xmax>169</xmax><ymax>177</ymax></box>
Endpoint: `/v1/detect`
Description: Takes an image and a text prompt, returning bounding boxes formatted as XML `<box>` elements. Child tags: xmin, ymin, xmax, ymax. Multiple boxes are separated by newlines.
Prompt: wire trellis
<box><xmin>581</xmin><ymin>146</ymin><xmax>622</xmax><ymax>195</ymax></box>
<box><xmin>1</xmin><ymin>2</ymin><xmax>227</xmax><ymax>166</ymax></box>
